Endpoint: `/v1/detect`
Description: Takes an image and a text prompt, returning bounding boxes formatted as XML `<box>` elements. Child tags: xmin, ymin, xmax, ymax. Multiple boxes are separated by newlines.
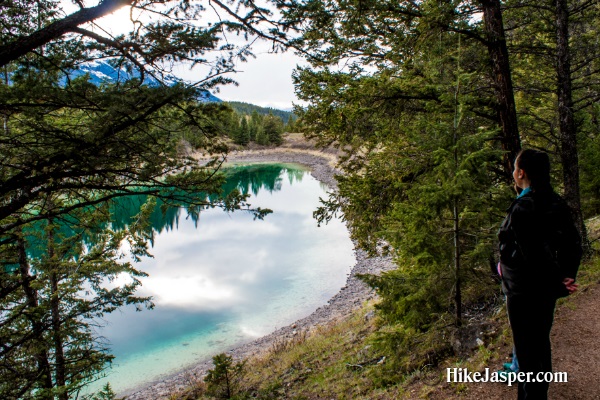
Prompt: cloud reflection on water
<box><xmin>94</xmin><ymin>164</ymin><xmax>355</xmax><ymax>393</ymax></box>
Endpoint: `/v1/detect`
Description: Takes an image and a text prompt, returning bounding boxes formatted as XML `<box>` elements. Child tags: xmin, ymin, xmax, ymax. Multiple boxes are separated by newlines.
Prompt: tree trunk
<box><xmin>17</xmin><ymin>236</ymin><xmax>53</xmax><ymax>395</ymax></box>
<box><xmin>2</xmin><ymin>65</ymin><xmax>8</xmax><ymax>136</ymax></box>
<box><xmin>480</xmin><ymin>0</ymin><xmax>522</xmax><ymax>177</ymax></box>
<box><xmin>453</xmin><ymin>199</ymin><xmax>462</xmax><ymax>327</ymax></box>
<box><xmin>47</xmin><ymin>223</ymin><xmax>67</xmax><ymax>400</ymax></box>
<box><xmin>555</xmin><ymin>0</ymin><xmax>589</xmax><ymax>249</ymax></box>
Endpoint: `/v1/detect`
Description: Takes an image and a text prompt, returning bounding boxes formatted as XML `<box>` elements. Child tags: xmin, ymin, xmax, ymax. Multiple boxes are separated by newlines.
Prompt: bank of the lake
<box><xmin>123</xmin><ymin>148</ymin><xmax>397</xmax><ymax>399</ymax></box>
<box><xmin>165</xmin><ymin>206</ymin><xmax>600</xmax><ymax>400</ymax></box>
<box><xmin>123</xmin><ymin>147</ymin><xmax>600</xmax><ymax>400</ymax></box>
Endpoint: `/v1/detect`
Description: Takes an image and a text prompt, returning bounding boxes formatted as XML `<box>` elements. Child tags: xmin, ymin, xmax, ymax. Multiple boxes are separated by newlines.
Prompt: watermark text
<box><xmin>446</xmin><ymin>368</ymin><xmax>568</xmax><ymax>386</ymax></box>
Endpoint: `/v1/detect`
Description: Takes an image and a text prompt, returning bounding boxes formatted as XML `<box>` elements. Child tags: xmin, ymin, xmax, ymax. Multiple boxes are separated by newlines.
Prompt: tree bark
<box><xmin>480</xmin><ymin>0</ymin><xmax>522</xmax><ymax>177</ymax></box>
<box><xmin>555</xmin><ymin>0</ymin><xmax>588</xmax><ymax>248</ymax></box>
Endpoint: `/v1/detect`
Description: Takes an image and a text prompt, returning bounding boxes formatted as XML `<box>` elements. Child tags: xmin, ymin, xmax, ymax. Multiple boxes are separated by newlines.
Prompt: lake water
<box><xmin>92</xmin><ymin>163</ymin><xmax>355</xmax><ymax>394</ymax></box>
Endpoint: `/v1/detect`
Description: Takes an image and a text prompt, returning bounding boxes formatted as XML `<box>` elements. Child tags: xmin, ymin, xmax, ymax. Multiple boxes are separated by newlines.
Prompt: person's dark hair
<box><xmin>515</xmin><ymin>149</ymin><xmax>552</xmax><ymax>193</ymax></box>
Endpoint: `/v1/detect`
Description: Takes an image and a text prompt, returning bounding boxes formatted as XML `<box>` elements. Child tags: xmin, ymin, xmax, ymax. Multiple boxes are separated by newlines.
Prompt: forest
<box><xmin>1</xmin><ymin>0</ymin><xmax>599</xmax><ymax>399</ymax></box>
<box><xmin>223</xmin><ymin>108</ymin><xmax>289</xmax><ymax>147</ymax></box>
<box><xmin>291</xmin><ymin>0</ymin><xmax>600</xmax><ymax>377</ymax></box>
<box><xmin>223</xmin><ymin>102</ymin><xmax>296</xmax><ymax>146</ymax></box>
<box><xmin>226</xmin><ymin>102</ymin><xmax>294</xmax><ymax>124</ymax></box>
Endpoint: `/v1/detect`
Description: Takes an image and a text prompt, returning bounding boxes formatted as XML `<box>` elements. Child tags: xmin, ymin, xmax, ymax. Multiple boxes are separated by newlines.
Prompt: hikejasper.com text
<box><xmin>447</xmin><ymin>368</ymin><xmax>568</xmax><ymax>386</ymax></box>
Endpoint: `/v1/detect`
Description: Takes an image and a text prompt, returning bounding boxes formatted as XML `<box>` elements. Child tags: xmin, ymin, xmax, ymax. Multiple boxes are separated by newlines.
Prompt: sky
<box><xmin>174</xmin><ymin>42</ymin><xmax>305</xmax><ymax>111</ymax></box>
<box><xmin>70</xmin><ymin>1</ymin><xmax>306</xmax><ymax>111</ymax></box>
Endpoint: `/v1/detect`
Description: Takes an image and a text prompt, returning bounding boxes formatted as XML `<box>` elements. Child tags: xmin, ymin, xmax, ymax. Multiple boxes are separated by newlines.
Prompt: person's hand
<box><xmin>563</xmin><ymin>277</ymin><xmax>578</xmax><ymax>294</ymax></box>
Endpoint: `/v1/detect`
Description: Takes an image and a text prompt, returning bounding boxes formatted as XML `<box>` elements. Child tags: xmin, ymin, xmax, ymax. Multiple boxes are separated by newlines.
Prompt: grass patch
<box><xmin>239</xmin><ymin>302</ymin><xmax>384</xmax><ymax>399</ymax></box>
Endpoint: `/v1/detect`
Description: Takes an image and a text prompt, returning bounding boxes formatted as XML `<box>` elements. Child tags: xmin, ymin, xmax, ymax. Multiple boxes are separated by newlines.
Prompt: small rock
<box><xmin>377</xmin><ymin>356</ymin><xmax>386</xmax><ymax>365</ymax></box>
<box><xmin>364</xmin><ymin>310</ymin><xmax>375</xmax><ymax>321</ymax></box>
<box><xmin>476</xmin><ymin>338</ymin><xmax>484</xmax><ymax>347</ymax></box>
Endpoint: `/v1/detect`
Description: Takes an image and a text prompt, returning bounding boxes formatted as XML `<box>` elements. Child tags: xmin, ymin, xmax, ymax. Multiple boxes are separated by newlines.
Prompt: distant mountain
<box><xmin>226</xmin><ymin>101</ymin><xmax>295</xmax><ymax>123</ymax></box>
<box><xmin>196</xmin><ymin>90</ymin><xmax>222</xmax><ymax>103</ymax></box>
<box><xmin>73</xmin><ymin>60</ymin><xmax>222</xmax><ymax>103</ymax></box>
<box><xmin>73</xmin><ymin>62</ymin><xmax>300</xmax><ymax>111</ymax></box>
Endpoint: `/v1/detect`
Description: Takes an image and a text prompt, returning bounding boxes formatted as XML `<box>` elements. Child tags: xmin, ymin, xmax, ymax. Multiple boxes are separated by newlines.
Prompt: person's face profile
<box><xmin>512</xmin><ymin>159</ymin><xmax>525</xmax><ymax>194</ymax></box>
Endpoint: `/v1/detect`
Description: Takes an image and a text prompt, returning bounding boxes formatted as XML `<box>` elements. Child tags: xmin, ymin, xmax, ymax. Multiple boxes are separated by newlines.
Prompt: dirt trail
<box><xmin>443</xmin><ymin>283</ymin><xmax>600</xmax><ymax>400</ymax></box>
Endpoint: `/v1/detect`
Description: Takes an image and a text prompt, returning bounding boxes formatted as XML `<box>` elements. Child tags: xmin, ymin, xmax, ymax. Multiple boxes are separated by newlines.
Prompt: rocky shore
<box><xmin>123</xmin><ymin>149</ymin><xmax>396</xmax><ymax>400</ymax></box>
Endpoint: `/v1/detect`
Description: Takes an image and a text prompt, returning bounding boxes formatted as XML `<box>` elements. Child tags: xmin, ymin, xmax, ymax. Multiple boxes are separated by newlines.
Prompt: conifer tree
<box><xmin>287</xmin><ymin>0</ymin><xmax>599</xmax><ymax>370</ymax></box>
<box><xmin>204</xmin><ymin>353</ymin><xmax>246</xmax><ymax>399</ymax></box>
<box><xmin>502</xmin><ymin>0</ymin><xmax>600</xmax><ymax>243</ymax></box>
<box><xmin>263</xmin><ymin>113</ymin><xmax>284</xmax><ymax>145</ymax></box>
<box><xmin>0</xmin><ymin>1</ymin><xmax>282</xmax><ymax>396</ymax></box>
<box><xmin>236</xmin><ymin>116</ymin><xmax>251</xmax><ymax>145</ymax></box>
<box><xmin>248</xmin><ymin>110</ymin><xmax>263</xmax><ymax>142</ymax></box>
<box><xmin>255</xmin><ymin>126</ymin><xmax>269</xmax><ymax>146</ymax></box>
<box><xmin>289</xmin><ymin>2</ymin><xmax>515</xmax><ymax>365</ymax></box>
<box><xmin>285</xmin><ymin>116</ymin><xmax>297</xmax><ymax>133</ymax></box>
<box><xmin>1</xmin><ymin>200</ymin><xmax>153</xmax><ymax>398</ymax></box>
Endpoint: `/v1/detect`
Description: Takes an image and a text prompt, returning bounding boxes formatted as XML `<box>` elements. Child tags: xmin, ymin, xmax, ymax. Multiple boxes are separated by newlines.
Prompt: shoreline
<box><xmin>123</xmin><ymin>149</ymin><xmax>396</xmax><ymax>399</ymax></box>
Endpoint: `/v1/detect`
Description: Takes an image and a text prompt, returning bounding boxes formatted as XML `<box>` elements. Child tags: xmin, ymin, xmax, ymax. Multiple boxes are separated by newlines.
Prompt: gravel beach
<box><xmin>123</xmin><ymin>149</ymin><xmax>396</xmax><ymax>399</ymax></box>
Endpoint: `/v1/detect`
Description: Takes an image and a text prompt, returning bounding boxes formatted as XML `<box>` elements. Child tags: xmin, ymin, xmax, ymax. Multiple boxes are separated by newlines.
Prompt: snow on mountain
<box><xmin>74</xmin><ymin>60</ymin><xmax>221</xmax><ymax>103</ymax></box>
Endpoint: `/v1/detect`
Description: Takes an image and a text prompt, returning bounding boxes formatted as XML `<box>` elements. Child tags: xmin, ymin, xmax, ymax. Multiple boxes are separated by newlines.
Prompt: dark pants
<box><xmin>506</xmin><ymin>295</ymin><xmax>557</xmax><ymax>400</ymax></box>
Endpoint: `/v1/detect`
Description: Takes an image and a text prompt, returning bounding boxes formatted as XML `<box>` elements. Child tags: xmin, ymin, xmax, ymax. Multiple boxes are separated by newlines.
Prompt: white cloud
<box><xmin>141</xmin><ymin>276</ymin><xmax>236</xmax><ymax>308</ymax></box>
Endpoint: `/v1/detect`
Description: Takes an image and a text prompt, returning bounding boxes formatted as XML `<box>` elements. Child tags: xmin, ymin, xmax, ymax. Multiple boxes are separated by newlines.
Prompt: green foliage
<box><xmin>0</xmin><ymin>0</ymin><xmax>286</xmax><ymax>397</ymax></box>
<box><xmin>290</xmin><ymin>0</ymin><xmax>515</xmax><ymax>364</ymax></box>
<box><xmin>254</xmin><ymin>128</ymin><xmax>268</xmax><ymax>146</ymax></box>
<box><xmin>87</xmin><ymin>383</ymin><xmax>118</xmax><ymax>400</ymax></box>
<box><xmin>289</xmin><ymin>0</ymin><xmax>600</xmax><ymax>353</ymax></box>
<box><xmin>262</xmin><ymin>113</ymin><xmax>284</xmax><ymax>145</ymax></box>
<box><xmin>580</xmin><ymin>128</ymin><xmax>600</xmax><ymax>217</ymax></box>
<box><xmin>0</xmin><ymin>200</ymin><xmax>154</xmax><ymax>399</ymax></box>
<box><xmin>204</xmin><ymin>353</ymin><xmax>246</xmax><ymax>400</ymax></box>
<box><xmin>236</xmin><ymin>117</ymin><xmax>251</xmax><ymax>145</ymax></box>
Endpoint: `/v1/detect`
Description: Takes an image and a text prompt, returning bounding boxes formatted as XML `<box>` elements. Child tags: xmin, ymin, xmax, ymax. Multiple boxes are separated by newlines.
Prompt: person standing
<box><xmin>498</xmin><ymin>149</ymin><xmax>582</xmax><ymax>399</ymax></box>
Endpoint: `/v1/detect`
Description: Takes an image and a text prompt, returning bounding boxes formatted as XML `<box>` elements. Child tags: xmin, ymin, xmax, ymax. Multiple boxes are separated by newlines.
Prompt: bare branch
<box><xmin>0</xmin><ymin>0</ymin><xmax>133</xmax><ymax>67</ymax></box>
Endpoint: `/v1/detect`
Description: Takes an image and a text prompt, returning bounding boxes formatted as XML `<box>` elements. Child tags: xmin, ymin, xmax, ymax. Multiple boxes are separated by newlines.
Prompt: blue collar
<box><xmin>517</xmin><ymin>187</ymin><xmax>532</xmax><ymax>199</ymax></box>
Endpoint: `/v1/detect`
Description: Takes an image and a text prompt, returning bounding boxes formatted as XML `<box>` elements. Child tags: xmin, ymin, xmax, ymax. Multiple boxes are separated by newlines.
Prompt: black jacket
<box><xmin>498</xmin><ymin>190</ymin><xmax>582</xmax><ymax>298</ymax></box>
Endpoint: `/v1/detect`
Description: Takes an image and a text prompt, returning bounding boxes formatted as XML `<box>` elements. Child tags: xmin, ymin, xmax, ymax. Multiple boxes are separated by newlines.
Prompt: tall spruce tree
<box><xmin>0</xmin><ymin>1</ymin><xmax>282</xmax><ymax>396</ymax></box>
<box><xmin>263</xmin><ymin>113</ymin><xmax>284</xmax><ymax>145</ymax></box>
<box><xmin>295</xmin><ymin>1</ymin><xmax>509</xmax><ymax>332</ymax></box>
<box><xmin>1</xmin><ymin>201</ymin><xmax>154</xmax><ymax>398</ymax></box>
<box><xmin>236</xmin><ymin>116</ymin><xmax>251</xmax><ymax>145</ymax></box>
<box><xmin>286</xmin><ymin>0</ymin><xmax>598</xmax><ymax>369</ymax></box>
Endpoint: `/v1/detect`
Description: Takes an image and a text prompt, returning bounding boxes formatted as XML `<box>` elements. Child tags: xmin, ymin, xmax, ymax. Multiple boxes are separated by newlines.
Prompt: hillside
<box><xmin>226</xmin><ymin>101</ymin><xmax>295</xmax><ymax>123</ymax></box>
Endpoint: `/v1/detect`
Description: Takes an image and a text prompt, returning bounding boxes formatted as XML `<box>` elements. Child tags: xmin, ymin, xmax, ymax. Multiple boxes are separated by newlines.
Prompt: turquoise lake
<box><xmin>92</xmin><ymin>163</ymin><xmax>355</xmax><ymax>394</ymax></box>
